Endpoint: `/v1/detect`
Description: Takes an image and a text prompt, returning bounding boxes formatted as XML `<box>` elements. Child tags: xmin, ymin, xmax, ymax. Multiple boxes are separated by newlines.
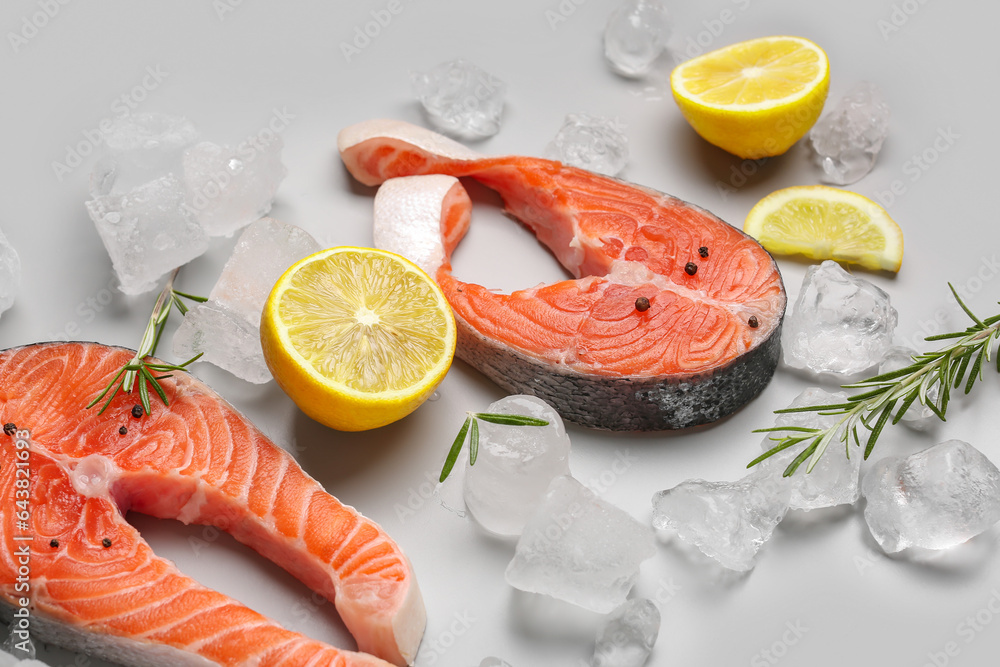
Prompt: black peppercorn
<box><xmin>635</xmin><ymin>297</ymin><xmax>651</xmax><ymax>312</ymax></box>
<box><xmin>685</xmin><ymin>262</ymin><xmax>697</xmax><ymax>276</ymax></box>
<box><xmin>748</xmin><ymin>316</ymin><xmax>760</xmax><ymax>328</ymax></box>
<box><xmin>131</xmin><ymin>405</ymin><xmax>143</xmax><ymax>418</ymax></box>
<box><xmin>119</xmin><ymin>426</ymin><xmax>128</xmax><ymax>435</ymax></box>
<box><xmin>3</xmin><ymin>423</ymin><xmax>16</xmax><ymax>436</ymax></box>
<box><xmin>698</xmin><ymin>246</ymin><xmax>709</xmax><ymax>258</ymax></box>
<box><xmin>102</xmin><ymin>538</ymin><xmax>112</xmax><ymax>548</ymax></box>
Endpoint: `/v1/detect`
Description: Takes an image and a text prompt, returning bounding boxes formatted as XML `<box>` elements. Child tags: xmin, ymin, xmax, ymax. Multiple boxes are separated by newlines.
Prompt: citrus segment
<box><xmin>261</xmin><ymin>247</ymin><xmax>456</xmax><ymax>431</ymax></box>
<box><xmin>744</xmin><ymin>185</ymin><xmax>903</xmax><ymax>272</ymax></box>
<box><xmin>671</xmin><ymin>36</ymin><xmax>830</xmax><ymax>158</ymax></box>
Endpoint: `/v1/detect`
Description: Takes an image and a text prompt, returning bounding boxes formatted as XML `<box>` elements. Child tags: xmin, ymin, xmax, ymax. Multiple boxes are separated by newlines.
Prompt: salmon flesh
<box><xmin>339</xmin><ymin>119</ymin><xmax>786</xmax><ymax>431</ymax></box>
<box><xmin>0</xmin><ymin>342</ymin><xmax>424</xmax><ymax>666</ymax></box>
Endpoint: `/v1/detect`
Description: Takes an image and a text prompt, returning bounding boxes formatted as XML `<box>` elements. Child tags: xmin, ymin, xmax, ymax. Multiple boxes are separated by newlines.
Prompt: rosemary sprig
<box><xmin>87</xmin><ymin>269</ymin><xmax>207</xmax><ymax>416</ymax></box>
<box><xmin>439</xmin><ymin>412</ymin><xmax>549</xmax><ymax>482</ymax></box>
<box><xmin>751</xmin><ymin>285</ymin><xmax>1000</xmax><ymax>477</ymax></box>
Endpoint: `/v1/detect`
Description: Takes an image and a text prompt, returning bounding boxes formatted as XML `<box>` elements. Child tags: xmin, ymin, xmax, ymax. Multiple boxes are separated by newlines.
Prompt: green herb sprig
<box><xmin>751</xmin><ymin>285</ymin><xmax>1000</xmax><ymax>477</ymax></box>
<box><xmin>439</xmin><ymin>412</ymin><xmax>549</xmax><ymax>482</ymax></box>
<box><xmin>87</xmin><ymin>268</ymin><xmax>206</xmax><ymax>415</ymax></box>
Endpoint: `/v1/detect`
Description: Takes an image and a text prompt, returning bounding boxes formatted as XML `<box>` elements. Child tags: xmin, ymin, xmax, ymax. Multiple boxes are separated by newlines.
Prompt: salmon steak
<box><xmin>0</xmin><ymin>342</ymin><xmax>424</xmax><ymax>666</ymax></box>
<box><xmin>338</xmin><ymin>119</ymin><xmax>786</xmax><ymax>431</ymax></box>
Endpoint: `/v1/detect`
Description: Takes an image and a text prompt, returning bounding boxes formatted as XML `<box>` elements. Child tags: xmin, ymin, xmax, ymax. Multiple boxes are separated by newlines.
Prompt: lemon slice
<box><xmin>671</xmin><ymin>36</ymin><xmax>830</xmax><ymax>159</ymax></box>
<box><xmin>744</xmin><ymin>185</ymin><xmax>903</xmax><ymax>272</ymax></box>
<box><xmin>261</xmin><ymin>246</ymin><xmax>456</xmax><ymax>431</ymax></box>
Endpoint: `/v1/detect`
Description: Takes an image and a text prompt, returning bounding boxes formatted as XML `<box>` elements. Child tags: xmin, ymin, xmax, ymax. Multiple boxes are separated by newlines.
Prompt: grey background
<box><xmin>2</xmin><ymin>1</ymin><xmax>1000</xmax><ymax>665</ymax></box>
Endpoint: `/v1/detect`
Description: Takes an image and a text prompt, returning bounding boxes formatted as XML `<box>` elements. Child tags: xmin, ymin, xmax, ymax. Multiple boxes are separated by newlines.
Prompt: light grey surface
<box><xmin>2</xmin><ymin>1</ymin><xmax>1000</xmax><ymax>666</ymax></box>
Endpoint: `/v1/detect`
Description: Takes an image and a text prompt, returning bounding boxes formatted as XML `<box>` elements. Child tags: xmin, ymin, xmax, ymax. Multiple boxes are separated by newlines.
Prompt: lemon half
<box><xmin>261</xmin><ymin>247</ymin><xmax>456</xmax><ymax>431</ymax></box>
<box><xmin>744</xmin><ymin>185</ymin><xmax>903</xmax><ymax>272</ymax></box>
<box><xmin>671</xmin><ymin>36</ymin><xmax>830</xmax><ymax>159</ymax></box>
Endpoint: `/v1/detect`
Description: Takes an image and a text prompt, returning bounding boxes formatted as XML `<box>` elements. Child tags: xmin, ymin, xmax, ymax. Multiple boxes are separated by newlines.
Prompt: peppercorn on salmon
<box><xmin>0</xmin><ymin>342</ymin><xmax>424</xmax><ymax>666</ymax></box>
<box><xmin>339</xmin><ymin>119</ymin><xmax>786</xmax><ymax>430</ymax></box>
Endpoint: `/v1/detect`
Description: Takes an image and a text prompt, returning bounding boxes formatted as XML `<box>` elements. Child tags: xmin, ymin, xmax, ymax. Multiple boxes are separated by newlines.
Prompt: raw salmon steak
<box><xmin>338</xmin><ymin>119</ymin><xmax>786</xmax><ymax>431</ymax></box>
<box><xmin>0</xmin><ymin>342</ymin><xmax>424</xmax><ymax>666</ymax></box>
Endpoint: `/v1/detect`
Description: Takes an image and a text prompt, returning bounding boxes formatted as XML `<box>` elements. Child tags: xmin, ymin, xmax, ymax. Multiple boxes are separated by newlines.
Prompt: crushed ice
<box><xmin>544</xmin><ymin>114</ymin><xmax>629</xmax><ymax>177</ymax></box>
<box><xmin>591</xmin><ymin>598</ymin><xmax>661</xmax><ymax>667</ymax></box>
<box><xmin>463</xmin><ymin>395</ymin><xmax>571</xmax><ymax>537</ymax></box>
<box><xmin>411</xmin><ymin>59</ymin><xmax>506</xmax><ymax>140</ymax></box>
<box><xmin>505</xmin><ymin>475</ymin><xmax>656</xmax><ymax>613</ymax></box>
<box><xmin>172</xmin><ymin>218</ymin><xmax>320</xmax><ymax>383</ymax></box>
<box><xmin>809</xmin><ymin>82</ymin><xmax>890</xmax><ymax>185</ymax></box>
<box><xmin>0</xmin><ymin>226</ymin><xmax>21</xmax><ymax>318</ymax></box>
<box><xmin>603</xmin><ymin>0</ymin><xmax>672</xmax><ymax>78</ymax></box>
<box><xmin>862</xmin><ymin>440</ymin><xmax>1000</xmax><ymax>553</ymax></box>
<box><xmin>85</xmin><ymin>113</ymin><xmax>288</xmax><ymax>294</ymax></box>
<box><xmin>782</xmin><ymin>260</ymin><xmax>897</xmax><ymax>376</ymax></box>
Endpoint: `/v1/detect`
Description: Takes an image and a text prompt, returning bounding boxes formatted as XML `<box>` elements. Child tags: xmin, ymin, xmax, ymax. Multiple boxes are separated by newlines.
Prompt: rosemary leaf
<box><xmin>172</xmin><ymin>289</ymin><xmax>208</xmax><ymax>303</ymax></box>
<box><xmin>138</xmin><ymin>373</ymin><xmax>151</xmax><ymax>417</ymax></box>
<box><xmin>141</xmin><ymin>365</ymin><xmax>169</xmax><ymax>406</ymax></box>
<box><xmin>469</xmin><ymin>419</ymin><xmax>480</xmax><ymax>466</ymax></box>
<box><xmin>86</xmin><ymin>366</ymin><xmax>127</xmax><ymax>410</ymax></box>
<box><xmin>965</xmin><ymin>345</ymin><xmax>987</xmax><ymax>394</ymax></box>
<box><xmin>474</xmin><ymin>413</ymin><xmax>549</xmax><ymax>426</ymax></box>
<box><xmin>750</xmin><ymin>284</ymin><xmax>1000</xmax><ymax>475</ymax></box>
<box><xmin>751</xmin><ymin>426</ymin><xmax>821</xmax><ymax>434</ymax></box>
<box><xmin>439</xmin><ymin>416</ymin><xmax>471</xmax><ymax>483</ymax></box>
<box><xmin>950</xmin><ymin>283</ymin><xmax>984</xmax><ymax>326</ymax></box>
<box><xmin>892</xmin><ymin>391</ymin><xmax>919</xmax><ymax>425</ymax></box>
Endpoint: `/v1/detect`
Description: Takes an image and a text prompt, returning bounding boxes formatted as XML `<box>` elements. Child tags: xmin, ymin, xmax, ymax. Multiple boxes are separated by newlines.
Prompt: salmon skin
<box><xmin>339</xmin><ymin>119</ymin><xmax>786</xmax><ymax>431</ymax></box>
<box><xmin>0</xmin><ymin>342</ymin><xmax>424</xmax><ymax>667</ymax></box>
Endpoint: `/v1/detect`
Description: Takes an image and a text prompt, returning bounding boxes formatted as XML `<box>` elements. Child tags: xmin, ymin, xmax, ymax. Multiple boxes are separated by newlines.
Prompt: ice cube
<box><xmin>479</xmin><ymin>659</ymin><xmax>513</xmax><ymax>667</ymax></box>
<box><xmin>463</xmin><ymin>395</ymin><xmax>571</xmax><ymax>537</ymax></box>
<box><xmin>757</xmin><ymin>387</ymin><xmax>863</xmax><ymax>510</ymax></box>
<box><xmin>505</xmin><ymin>476</ymin><xmax>656</xmax><ymax>613</ymax></box>
<box><xmin>208</xmin><ymin>218</ymin><xmax>321</xmax><ymax>326</ymax></box>
<box><xmin>91</xmin><ymin>113</ymin><xmax>199</xmax><ymax>197</ymax></box>
<box><xmin>182</xmin><ymin>140</ymin><xmax>287</xmax><ymax>237</ymax></box>
<box><xmin>603</xmin><ymin>0</ymin><xmax>671</xmax><ymax>78</ymax></box>
<box><xmin>0</xmin><ymin>638</ymin><xmax>37</xmax><ymax>662</ymax></box>
<box><xmin>172</xmin><ymin>218</ymin><xmax>320</xmax><ymax>383</ymax></box>
<box><xmin>544</xmin><ymin>114</ymin><xmax>629</xmax><ymax>177</ymax></box>
<box><xmin>782</xmin><ymin>260</ymin><xmax>897</xmax><ymax>376</ymax></box>
<box><xmin>862</xmin><ymin>440</ymin><xmax>1000</xmax><ymax>553</ymax></box>
<box><xmin>878</xmin><ymin>346</ymin><xmax>937</xmax><ymax>430</ymax></box>
<box><xmin>411</xmin><ymin>59</ymin><xmax>506</xmax><ymax>140</ymax></box>
<box><xmin>85</xmin><ymin>175</ymin><xmax>209</xmax><ymax>295</ymax></box>
<box><xmin>591</xmin><ymin>598</ymin><xmax>661</xmax><ymax>667</ymax></box>
<box><xmin>172</xmin><ymin>302</ymin><xmax>271</xmax><ymax>383</ymax></box>
<box><xmin>809</xmin><ymin>82</ymin><xmax>890</xmax><ymax>185</ymax></box>
<box><xmin>652</xmin><ymin>468</ymin><xmax>790</xmax><ymax>572</ymax></box>
<box><xmin>0</xmin><ymin>226</ymin><xmax>21</xmax><ymax>317</ymax></box>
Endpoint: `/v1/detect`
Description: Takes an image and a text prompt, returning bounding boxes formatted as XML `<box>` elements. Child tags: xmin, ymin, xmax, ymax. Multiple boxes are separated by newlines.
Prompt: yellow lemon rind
<box><xmin>744</xmin><ymin>186</ymin><xmax>903</xmax><ymax>273</ymax></box>
<box><xmin>261</xmin><ymin>246</ymin><xmax>457</xmax><ymax>432</ymax></box>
